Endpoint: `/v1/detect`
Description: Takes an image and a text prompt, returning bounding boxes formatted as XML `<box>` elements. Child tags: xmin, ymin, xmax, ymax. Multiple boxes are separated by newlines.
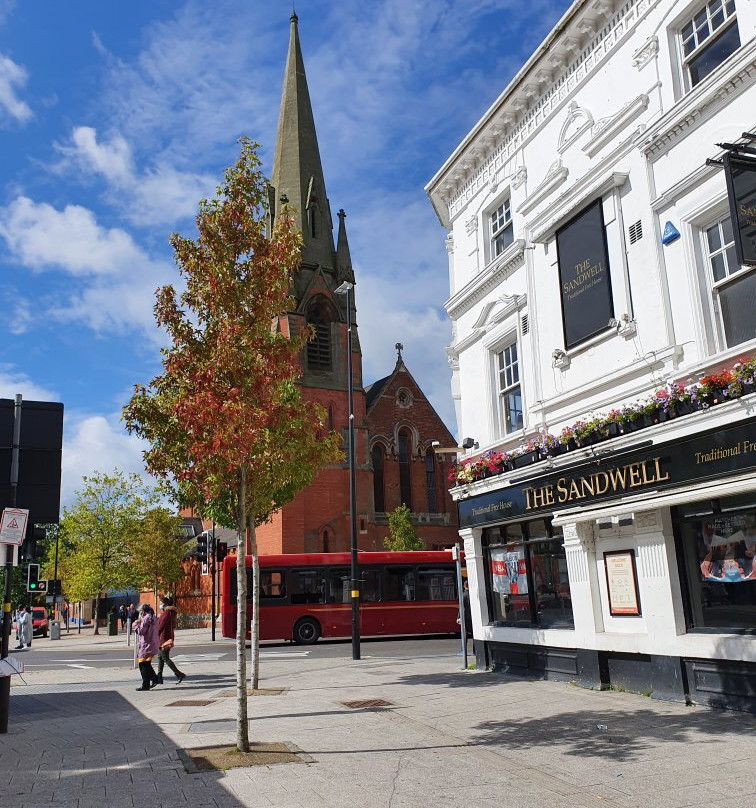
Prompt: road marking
<box><xmin>171</xmin><ymin>653</ymin><xmax>226</xmax><ymax>663</ymax></box>
<box><xmin>65</xmin><ymin>664</ymin><xmax>93</xmax><ymax>669</ymax></box>
<box><xmin>259</xmin><ymin>651</ymin><xmax>310</xmax><ymax>658</ymax></box>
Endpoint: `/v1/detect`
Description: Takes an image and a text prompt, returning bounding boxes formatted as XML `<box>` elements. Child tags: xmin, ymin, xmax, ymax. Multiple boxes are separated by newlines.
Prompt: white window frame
<box><xmin>700</xmin><ymin>212</ymin><xmax>754</xmax><ymax>349</ymax></box>
<box><xmin>488</xmin><ymin>197</ymin><xmax>514</xmax><ymax>262</ymax></box>
<box><xmin>678</xmin><ymin>0</ymin><xmax>739</xmax><ymax>92</ymax></box>
<box><xmin>494</xmin><ymin>339</ymin><xmax>523</xmax><ymax>438</ymax></box>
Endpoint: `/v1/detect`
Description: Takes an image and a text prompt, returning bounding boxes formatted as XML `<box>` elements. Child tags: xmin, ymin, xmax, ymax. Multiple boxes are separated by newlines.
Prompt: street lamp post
<box><xmin>334</xmin><ymin>281</ymin><xmax>360</xmax><ymax>661</ymax></box>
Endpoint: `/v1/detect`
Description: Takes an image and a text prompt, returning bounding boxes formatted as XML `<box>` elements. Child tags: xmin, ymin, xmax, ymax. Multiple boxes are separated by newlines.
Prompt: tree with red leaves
<box><xmin>124</xmin><ymin>138</ymin><xmax>340</xmax><ymax>752</ymax></box>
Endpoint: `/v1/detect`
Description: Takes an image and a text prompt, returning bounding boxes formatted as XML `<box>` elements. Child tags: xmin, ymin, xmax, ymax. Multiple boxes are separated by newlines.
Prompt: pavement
<box><xmin>1</xmin><ymin>629</ymin><xmax>754</xmax><ymax>808</ymax></box>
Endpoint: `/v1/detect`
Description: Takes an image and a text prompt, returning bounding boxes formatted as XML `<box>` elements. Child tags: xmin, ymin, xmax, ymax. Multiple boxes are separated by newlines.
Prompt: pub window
<box><xmin>680</xmin><ymin>0</ymin><xmax>740</xmax><ymax>90</ymax></box>
<box><xmin>701</xmin><ymin>215</ymin><xmax>755</xmax><ymax>347</ymax></box>
<box><xmin>489</xmin><ymin>198</ymin><xmax>513</xmax><ymax>259</ymax></box>
<box><xmin>675</xmin><ymin>504</ymin><xmax>755</xmax><ymax>632</ymax></box>
<box><xmin>398</xmin><ymin>429</ymin><xmax>412</xmax><ymax>510</ymax></box>
<box><xmin>425</xmin><ymin>452</ymin><xmax>437</xmax><ymax>513</ymax></box>
<box><xmin>484</xmin><ymin>519</ymin><xmax>573</xmax><ymax>629</ymax></box>
<box><xmin>495</xmin><ymin>341</ymin><xmax>523</xmax><ymax>436</ymax></box>
<box><xmin>372</xmin><ymin>444</ymin><xmax>385</xmax><ymax>512</ymax></box>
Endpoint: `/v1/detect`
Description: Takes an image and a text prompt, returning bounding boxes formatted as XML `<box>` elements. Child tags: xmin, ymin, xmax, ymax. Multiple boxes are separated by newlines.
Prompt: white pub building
<box><xmin>427</xmin><ymin>0</ymin><xmax>756</xmax><ymax>710</ymax></box>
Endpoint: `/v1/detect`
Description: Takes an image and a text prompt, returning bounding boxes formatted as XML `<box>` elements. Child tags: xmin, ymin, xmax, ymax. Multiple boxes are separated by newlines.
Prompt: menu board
<box><xmin>604</xmin><ymin>550</ymin><xmax>641</xmax><ymax>617</ymax></box>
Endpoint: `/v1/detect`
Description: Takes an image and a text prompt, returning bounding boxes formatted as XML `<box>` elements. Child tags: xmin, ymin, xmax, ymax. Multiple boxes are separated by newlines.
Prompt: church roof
<box><xmin>271</xmin><ymin>12</ymin><xmax>335</xmax><ymax>270</ymax></box>
<box><xmin>364</xmin><ymin>374</ymin><xmax>391</xmax><ymax>409</ymax></box>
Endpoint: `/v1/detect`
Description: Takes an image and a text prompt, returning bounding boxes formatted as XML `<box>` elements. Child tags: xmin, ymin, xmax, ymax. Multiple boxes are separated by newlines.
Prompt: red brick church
<box><xmin>174</xmin><ymin>14</ymin><xmax>458</xmax><ymax>624</ymax></box>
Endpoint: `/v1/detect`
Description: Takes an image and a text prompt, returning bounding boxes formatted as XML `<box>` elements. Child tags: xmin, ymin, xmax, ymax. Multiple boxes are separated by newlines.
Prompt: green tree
<box><xmin>123</xmin><ymin>138</ymin><xmax>341</xmax><ymax>752</ymax></box>
<box><xmin>57</xmin><ymin>470</ymin><xmax>157</xmax><ymax>633</ymax></box>
<box><xmin>130</xmin><ymin>507</ymin><xmax>185</xmax><ymax>603</ymax></box>
<box><xmin>384</xmin><ymin>504</ymin><xmax>424</xmax><ymax>551</ymax></box>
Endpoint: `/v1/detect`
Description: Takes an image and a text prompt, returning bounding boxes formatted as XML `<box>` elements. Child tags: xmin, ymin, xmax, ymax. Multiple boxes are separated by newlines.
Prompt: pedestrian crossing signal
<box><xmin>26</xmin><ymin>563</ymin><xmax>47</xmax><ymax>593</ymax></box>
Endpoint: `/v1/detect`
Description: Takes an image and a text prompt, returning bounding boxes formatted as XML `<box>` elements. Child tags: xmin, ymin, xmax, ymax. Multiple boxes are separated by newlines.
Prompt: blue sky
<box><xmin>0</xmin><ymin>0</ymin><xmax>569</xmax><ymax>504</ymax></box>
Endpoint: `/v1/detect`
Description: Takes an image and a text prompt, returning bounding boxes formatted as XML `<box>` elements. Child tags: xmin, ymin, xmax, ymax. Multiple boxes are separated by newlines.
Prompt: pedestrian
<box><xmin>156</xmin><ymin>596</ymin><xmax>186</xmax><ymax>685</ymax></box>
<box><xmin>126</xmin><ymin>603</ymin><xmax>138</xmax><ymax>635</ymax></box>
<box><xmin>133</xmin><ymin>604</ymin><xmax>159</xmax><ymax>691</ymax></box>
<box><xmin>118</xmin><ymin>604</ymin><xmax>127</xmax><ymax>632</ymax></box>
<box><xmin>16</xmin><ymin>606</ymin><xmax>33</xmax><ymax>650</ymax></box>
<box><xmin>60</xmin><ymin>601</ymin><xmax>69</xmax><ymax>631</ymax></box>
<box><xmin>13</xmin><ymin>606</ymin><xmax>22</xmax><ymax>648</ymax></box>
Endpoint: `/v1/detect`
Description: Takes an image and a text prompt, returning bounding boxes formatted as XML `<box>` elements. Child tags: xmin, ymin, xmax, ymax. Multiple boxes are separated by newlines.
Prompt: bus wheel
<box><xmin>293</xmin><ymin>617</ymin><xmax>320</xmax><ymax>645</ymax></box>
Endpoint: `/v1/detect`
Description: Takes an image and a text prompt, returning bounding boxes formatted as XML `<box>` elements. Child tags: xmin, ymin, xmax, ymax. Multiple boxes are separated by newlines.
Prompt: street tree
<box><xmin>130</xmin><ymin>507</ymin><xmax>185</xmax><ymax>603</ymax></box>
<box><xmin>384</xmin><ymin>504</ymin><xmax>424</xmax><ymax>551</ymax></box>
<box><xmin>123</xmin><ymin>138</ymin><xmax>340</xmax><ymax>752</ymax></box>
<box><xmin>57</xmin><ymin>470</ymin><xmax>157</xmax><ymax>633</ymax></box>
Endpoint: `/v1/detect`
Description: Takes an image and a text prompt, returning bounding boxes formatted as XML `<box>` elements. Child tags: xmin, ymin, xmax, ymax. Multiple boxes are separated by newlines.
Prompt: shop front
<box><xmin>458</xmin><ymin>403</ymin><xmax>756</xmax><ymax>711</ymax></box>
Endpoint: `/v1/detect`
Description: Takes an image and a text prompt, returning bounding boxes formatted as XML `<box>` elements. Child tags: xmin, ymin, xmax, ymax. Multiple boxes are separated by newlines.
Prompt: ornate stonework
<box><xmin>632</xmin><ymin>36</ymin><xmax>658</xmax><ymax>70</ymax></box>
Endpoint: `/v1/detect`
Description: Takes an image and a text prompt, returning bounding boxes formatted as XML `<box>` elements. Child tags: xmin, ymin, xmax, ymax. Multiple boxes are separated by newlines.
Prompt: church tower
<box><xmin>259</xmin><ymin>13</ymin><xmax>371</xmax><ymax>555</ymax></box>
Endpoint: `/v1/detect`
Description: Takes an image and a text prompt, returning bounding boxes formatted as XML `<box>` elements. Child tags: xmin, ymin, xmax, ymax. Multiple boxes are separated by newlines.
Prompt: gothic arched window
<box><xmin>398</xmin><ymin>429</ymin><xmax>412</xmax><ymax>511</ymax></box>
<box><xmin>425</xmin><ymin>452</ymin><xmax>436</xmax><ymax>513</ymax></box>
<box><xmin>372</xmin><ymin>445</ymin><xmax>385</xmax><ymax>513</ymax></box>
<box><xmin>306</xmin><ymin>296</ymin><xmax>334</xmax><ymax>371</ymax></box>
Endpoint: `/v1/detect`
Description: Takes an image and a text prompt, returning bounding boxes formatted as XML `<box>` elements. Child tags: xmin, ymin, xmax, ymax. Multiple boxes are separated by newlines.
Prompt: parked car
<box><xmin>13</xmin><ymin>607</ymin><xmax>49</xmax><ymax>639</ymax></box>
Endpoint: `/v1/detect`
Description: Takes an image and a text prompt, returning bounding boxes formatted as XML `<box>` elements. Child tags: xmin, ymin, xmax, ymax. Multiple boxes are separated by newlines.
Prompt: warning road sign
<box><xmin>0</xmin><ymin>507</ymin><xmax>29</xmax><ymax>545</ymax></box>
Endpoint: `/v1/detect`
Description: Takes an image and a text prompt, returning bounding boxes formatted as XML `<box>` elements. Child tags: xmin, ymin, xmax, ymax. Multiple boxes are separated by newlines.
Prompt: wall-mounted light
<box><xmin>552</xmin><ymin>348</ymin><xmax>570</xmax><ymax>370</ymax></box>
<box><xmin>461</xmin><ymin>437</ymin><xmax>478</xmax><ymax>450</ymax></box>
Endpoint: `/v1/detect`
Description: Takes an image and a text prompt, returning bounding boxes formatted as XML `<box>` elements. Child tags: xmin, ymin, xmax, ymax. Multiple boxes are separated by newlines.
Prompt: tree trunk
<box><xmin>235</xmin><ymin>469</ymin><xmax>249</xmax><ymax>753</ymax></box>
<box><xmin>93</xmin><ymin>595</ymin><xmax>100</xmax><ymax>635</ymax></box>
<box><xmin>249</xmin><ymin>519</ymin><xmax>260</xmax><ymax>690</ymax></box>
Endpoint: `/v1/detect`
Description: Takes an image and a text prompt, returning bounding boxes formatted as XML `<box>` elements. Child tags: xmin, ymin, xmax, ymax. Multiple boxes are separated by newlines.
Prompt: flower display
<box><xmin>448</xmin><ymin>356</ymin><xmax>755</xmax><ymax>486</ymax></box>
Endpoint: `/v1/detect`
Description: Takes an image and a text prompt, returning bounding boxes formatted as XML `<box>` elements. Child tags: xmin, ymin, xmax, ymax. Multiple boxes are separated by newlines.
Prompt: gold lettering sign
<box><xmin>523</xmin><ymin>457</ymin><xmax>670</xmax><ymax>511</ymax></box>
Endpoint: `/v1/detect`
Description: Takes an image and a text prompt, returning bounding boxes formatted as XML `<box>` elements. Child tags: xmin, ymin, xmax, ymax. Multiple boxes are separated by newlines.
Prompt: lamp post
<box><xmin>334</xmin><ymin>280</ymin><xmax>360</xmax><ymax>661</ymax></box>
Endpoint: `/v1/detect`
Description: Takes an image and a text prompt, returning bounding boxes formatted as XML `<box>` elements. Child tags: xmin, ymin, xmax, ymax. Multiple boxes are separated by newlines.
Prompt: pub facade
<box><xmin>426</xmin><ymin>0</ymin><xmax>756</xmax><ymax>710</ymax></box>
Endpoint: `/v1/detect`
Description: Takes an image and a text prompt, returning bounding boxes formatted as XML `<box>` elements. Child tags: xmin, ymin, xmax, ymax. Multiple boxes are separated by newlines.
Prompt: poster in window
<box><xmin>697</xmin><ymin>514</ymin><xmax>756</xmax><ymax>583</ymax></box>
<box><xmin>724</xmin><ymin>153</ymin><xmax>756</xmax><ymax>267</ymax></box>
<box><xmin>491</xmin><ymin>548</ymin><xmax>528</xmax><ymax>595</ymax></box>
<box><xmin>556</xmin><ymin>199</ymin><xmax>614</xmax><ymax>348</ymax></box>
<box><xmin>604</xmin><ymin>550</ymin><xmax>641</xmax><ymax>617</ymax></box>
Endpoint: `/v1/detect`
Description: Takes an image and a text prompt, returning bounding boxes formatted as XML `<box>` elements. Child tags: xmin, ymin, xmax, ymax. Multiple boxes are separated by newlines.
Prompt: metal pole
<box><xmin>210</xmin><ymin>527</ymin><xmax>216</xmax><ymax>642</ymax></box>
<box><xmin>0</xmin><ymin>394</ymin><xmax>22</xmax><ymax>734</ymax></box>
<box><xmin>454</xmin><ymin>543</ymin><xmax>468</xmax><ymax>670</ymax></box>
<box><xmin>52</xmin><ymin>527</ymin><xmax>60</xmax><ymax>621</ymax></box>
<box><xmin>346</xmin><ymin>287</ymin><xmax>360</xmax><ymax>661</ymax></box>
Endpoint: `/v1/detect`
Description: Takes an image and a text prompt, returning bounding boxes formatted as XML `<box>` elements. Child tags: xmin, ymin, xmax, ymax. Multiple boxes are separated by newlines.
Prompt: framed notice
<box><xmin>723</xmin><ymin>153</ymin><xmax>756</xmax><ymax>266</ymax></box>
<box><xmin>604</xmin><ymin>550</ymin><xmax>641</xmax><ymax>617</ymax></box>
<box><xmin>556</xmin><ymin>199</ymin><xmax>614</xmax><ymax>349</ymax></box>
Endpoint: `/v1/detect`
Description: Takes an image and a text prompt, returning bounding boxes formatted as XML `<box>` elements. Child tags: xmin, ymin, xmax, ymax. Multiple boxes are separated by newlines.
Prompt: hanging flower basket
<box><xmin>511</xmin><ymin>449</ymin><xmax>540</xmax><ymax>469</ymax></box>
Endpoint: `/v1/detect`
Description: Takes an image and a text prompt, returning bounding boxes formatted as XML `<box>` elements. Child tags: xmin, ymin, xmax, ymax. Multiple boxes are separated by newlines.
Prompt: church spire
<box><xmin>271</xmin><ymin>12</ymin><xmax>335</xmax><ymax>271</ymax></box>
<box><xmin>336</xmin><ymin>209</ymin><xmax>354</xmax><ymax>283</ymax></box>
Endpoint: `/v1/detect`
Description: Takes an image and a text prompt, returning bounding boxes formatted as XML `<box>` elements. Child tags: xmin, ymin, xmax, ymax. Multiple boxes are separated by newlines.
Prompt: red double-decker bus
<box><xmin>221</xmin><ymin>551</ymin><xmax>460</xmax><ymax>644</ymax></box>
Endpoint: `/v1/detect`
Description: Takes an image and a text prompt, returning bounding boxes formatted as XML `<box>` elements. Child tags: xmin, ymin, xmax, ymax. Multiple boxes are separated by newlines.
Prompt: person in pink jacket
<box><xmin>133</xmin><ymin>604</ymin><xmax>159</xmax><ymax>691</ymax></box>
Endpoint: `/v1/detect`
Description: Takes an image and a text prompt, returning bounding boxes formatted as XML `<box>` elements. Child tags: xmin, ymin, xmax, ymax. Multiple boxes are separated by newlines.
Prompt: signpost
<box><xmin>0</xmin><ymin>508</ymin><xmax>29</xmax><ymax>546</ymax></box>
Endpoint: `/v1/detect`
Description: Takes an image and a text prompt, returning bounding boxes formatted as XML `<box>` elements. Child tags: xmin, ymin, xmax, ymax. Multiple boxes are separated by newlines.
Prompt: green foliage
<box><xmin>384</xmin><ymin>504</ymin><xmax>424</xmax><ymax>551</ymax></box>
<box><xmin>129</xmin><ymin>507</ymin><xmax>185</xmax><ymax>594</ymax></box>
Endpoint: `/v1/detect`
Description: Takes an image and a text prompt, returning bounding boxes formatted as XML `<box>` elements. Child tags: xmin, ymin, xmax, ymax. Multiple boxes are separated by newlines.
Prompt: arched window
<box><xmin>322</xmin><ymin>528</ymin><xmax>331</xmax><ymax>553</ymax></box>
<box><xmin>398</xmin><ymin>429</ymin><xmax>412</xmax><ymax>510</ymax></box>
<box><xmin>372</xmin><ymin>445</ymin><xmax>385</xmax><ymax>513</ymax></box>
<box><xmin>306</xmin><ymin>296</ymin><xmax>334</xmax><ymax>371</ymax></box>
<box><xmin>425</xmin><ymin>452</ymin><xmax>436</xmax><ymax>513</ymax></box>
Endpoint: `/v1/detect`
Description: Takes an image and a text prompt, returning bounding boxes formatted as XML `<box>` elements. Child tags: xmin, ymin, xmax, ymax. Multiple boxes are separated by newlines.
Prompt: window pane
<box><xmin>710</xmin><ymin>252</ymin><xmax>727</xmax><ymax>282</ymax></box>
<box><xmin>725</xmin><ymin>246</ymin><xmax>738</xmax><ymax>274</ymax></box>
<box><xmin>706</xmin><ymin>224</ymin><xmax>722</xmax><ymax>252</ymax></box>
<box><xmin>417</xmin><ymin>567</ymin><xmax>456</xmax><ymax>601</ymax></box>
<box><xmin>385</xmin><ymin>567</ymin><xmax>415</xmax><ymax>601</ymax></box>
<box><xmin>530</xmin><ymin>539</ymin><xmax>574</xmax><ymax>628</ymax></box>
<box><xmin>689</xmin><ymin>22</ymin><xmax>740</xmax><ymax>87</ymax></box>
<box><xmin>719</xmin><ymin>270</ymin><xmax>756</xmax><ymax>346</ymax></box>
<box><xmin>261</xmin><ymin>571</ymin><xmax>286</xmax><ymax>598</ymax></box>
<box><xmin>488</xmin><ymin>543</ymin><xmax>531</xmax><ymax>625</ymax></box>
<box><xmin>682</xmin><ymin>22</ymin><xmax>694</xmax><ymax>41</ymax></box>
<box><xmin>678</xmin><ymin>512</ymin><xmax>756</xmax><ymax>630</ymax></box>
<box><xmin>721</xmin><ymin>216</ymin><xmax>734</xmax><ymax>245</ymax></box>
<box><xmin>328</xmin><ymin>568</ymin><xmax>350</xmax><ymax>603</ymax></box>
<box><xmin>505</xmin><ymin>386</ymin><xmax>523</xmax><ymax>432</ymax></box>
<box><xmin>361</xmin><ymin>569</ymin><xmax>380</xmax><ymax>602</ymax></box>
<box><xmin>694</xmin><ymin>9</ymin><xmax>708</xmax><ymax>30</ymax></box>
<box><xmin>711</xmin><ymin>8</ymin><xmax>724</xmax><ymax>28</ymax></box>
<box><xmin>289</xmin><ymin>570</ymin><xmax>325</xmax><ymax>605</ymax></box>
<box><xmin>725</xmin><ymin>0</ymin><xmax>735</xmax><ymax>14</ymax></box>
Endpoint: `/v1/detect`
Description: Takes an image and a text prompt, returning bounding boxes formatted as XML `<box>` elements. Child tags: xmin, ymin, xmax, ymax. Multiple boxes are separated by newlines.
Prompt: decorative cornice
<box><xmin>641</xmin><ymin>42</ymin><xmax>756</xmax><ymax>160</ymax></box>
<box><xmin>511</xmin><ymin>166</ymin><xmax>527</xmax><ymax>189</ymax></box>
<box><xmin>582</xmin><ymin>93</ymin><xmax>649</xmax><ymax>158</ymax></box>
<box><xmin>517</xmin><ymin>160</ymin><xmax>569</xmax><ymax>216</ymax></box>
<box><xmin>650</xmin><ymin>162</ymin><xmax>720</xmax><ymax>212</ymax></box>
<box><xmin>557</xmin><ymin>101</ymin><xmax>594</xmax><ymax>154</ymax></box>
<box><xmin>445</xmin><ymin>239</ymin><xmax>526</xmax><ymax>321</ymax></box>
<box><xmin>632</xmin><ymin>35</ymin><xmax>658</xmax><ymax>70</ymax></box>
<box><xmin>465</xmin><ymin>214</ymin><xmax>478</xmax><ymax>235</ymax></box>
<box><xmin>449</xmin><ymin>293</ymin><xmax>527</xmax><ymax>356</ymax></box>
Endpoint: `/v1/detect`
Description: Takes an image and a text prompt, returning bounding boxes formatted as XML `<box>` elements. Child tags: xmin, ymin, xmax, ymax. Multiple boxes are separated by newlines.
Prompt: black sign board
<box><xmin>459</xmin><ymin>419</ymin><xmax>756</xmax><ymax>527</ymax></box>
<box><xmin>0</xmin><ymin>399</ymin><xmax>64</xmax><ymax>523</ymax></box>
<box><xmin>724</xmin><ymin>153</ymin><xmax>756</xmax><ymax>267</ymax></box>
<box><xmin>556</xmin><ymin>199</ymin><xmax>614</xmax><ymax>349</ymax></box>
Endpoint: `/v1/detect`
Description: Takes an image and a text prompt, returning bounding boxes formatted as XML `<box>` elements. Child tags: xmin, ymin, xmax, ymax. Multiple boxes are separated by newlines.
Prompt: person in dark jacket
<box><xmin>133</xmin><ymin>604</ymin><xmax>159</xmax><ymax>691</ymax></box>
<box><xmin>155</xmin><ymin>597</ymin><xmax>185</xmax><ymax>685</ymax></box>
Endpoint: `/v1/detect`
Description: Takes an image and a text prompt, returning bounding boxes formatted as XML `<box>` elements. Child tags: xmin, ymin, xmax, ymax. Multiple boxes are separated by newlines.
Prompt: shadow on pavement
<box><xmin>4</xmin><ymin>690</ymin><xmax>245</xmax><ymax>808</ymax></box>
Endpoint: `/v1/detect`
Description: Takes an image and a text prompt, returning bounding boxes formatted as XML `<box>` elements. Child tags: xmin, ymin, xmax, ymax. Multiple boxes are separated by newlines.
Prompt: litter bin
<box><xmin>50</xmin><ymin>620</ymin><xmax>61</xmax><ymax>641</ymax></box>
<box><xmin>107</xmin><ymin>612</ymin><xmax>118</xmax><ymax>636</ymax></box>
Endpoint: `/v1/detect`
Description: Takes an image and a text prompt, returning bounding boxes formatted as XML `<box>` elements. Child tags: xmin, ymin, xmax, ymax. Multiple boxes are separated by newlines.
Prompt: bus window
<box><xmin>261</xmin><ymin>570</ymin><xmax>286</xmax><ymax>599</ymax></box>
<box><xmin>361</xmin><ymin>569</ymin><xmax>380</xmax><ymax>602</ymax></box>
<box><xmin>328</xmin><ymin>568</ymin><xmax>350</xmax><ymax>603</ymax></box>
<box><xmin>289</xmin><ymin>569</ymin><xmax>326</xmax><ymax>605</ymax></box>
<box><xmin>385</xmin><ymin>566</ymin><xmax>415</xmax><ymax>602</ymax></box>
<box><xmin>417</xmin><ymin>567</ymin><xmax>456</xmax><ymax>601</ymax></box>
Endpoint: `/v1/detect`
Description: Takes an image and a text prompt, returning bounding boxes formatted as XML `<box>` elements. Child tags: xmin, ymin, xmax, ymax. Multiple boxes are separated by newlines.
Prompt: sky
<box><xmin>0</xmin><ymin>0</ymin><xmax>570</xmax><ymax>506</ymax></box>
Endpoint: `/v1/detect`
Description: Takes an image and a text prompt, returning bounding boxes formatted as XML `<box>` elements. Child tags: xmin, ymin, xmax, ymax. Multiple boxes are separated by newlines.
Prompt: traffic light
<box><xmin>21</xmin><ymin>526</ymin><xmax>46</xmax><ymax>563</ymax></box>
<box><xmin>215</xmin><ymin>541</ymin><xmax>228</xmax><ymax>563</ymax></box>
<box><xmin>195</xmin><ymin>532</ymin><xmax>209</xmax><ymax>564</ymax></box>
<box><xmin>26</xmin><ymin>564</ymin><xmax>47</xmax><ymax>593</ymax></box>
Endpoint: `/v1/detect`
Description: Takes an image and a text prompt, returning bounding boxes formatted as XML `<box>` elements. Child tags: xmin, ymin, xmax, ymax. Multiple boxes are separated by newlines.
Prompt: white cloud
<box><xmin>56</xmin><ymin>126</ymin><xmax>215</xmax><ymax>226</ymax></box>
<box><xmin>61</xmin><ymin>412</ymin><xmax>152</xmax><ymax>507</ymax></box>
<box><xmin>0</xmin><ymin>195</ymin><xmax>174</xmax><ymax>337</ymax></box>
<box><xmin>0</xmin><ymin>52</ymin><xmax>31</xmax><ymax>123</ymax></box>
<box><xmin>0</xmin><ymin>365</ymin><xmax>59</xmax><ymax>401</ymax></box>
